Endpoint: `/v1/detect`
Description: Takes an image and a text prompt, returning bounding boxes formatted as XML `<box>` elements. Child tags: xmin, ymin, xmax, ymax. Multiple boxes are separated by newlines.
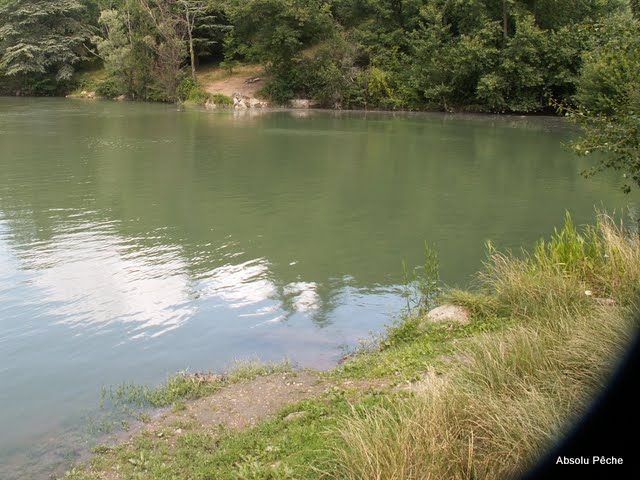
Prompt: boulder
<box><xmin>233</xmin><ymin>94</ymin><xmax>248</xmax><ymax>109</ymax></box>
<box><xmin>426</xmin><ymin>304</ymin><xmax>471</xmax><ymax>325</ymax></box>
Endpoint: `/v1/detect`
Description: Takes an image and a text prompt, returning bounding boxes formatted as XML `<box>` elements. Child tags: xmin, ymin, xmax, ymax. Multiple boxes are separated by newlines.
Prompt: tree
<box><xmin>138</xmin><ymin>0</ymin><xmax>186</xmax><ymax>100</ymax></box>
<box><xmin>567</xmin><ymin>12</ymin><xmax>640</xmax><ymax>192</ymax></box>
<box><xmin>95</xmin><ymin>3</ymin><xmax>153</xmax><ymax>98</ymax></box>
<box><xmin>0</xmin><ymin>0</ymin><xmax>92</xmax><ymax>81</ymax></box>
<box><xmin>176</xmin><ymin>0</ymin><xmax>214</xmax><ymax>80</ymax></box>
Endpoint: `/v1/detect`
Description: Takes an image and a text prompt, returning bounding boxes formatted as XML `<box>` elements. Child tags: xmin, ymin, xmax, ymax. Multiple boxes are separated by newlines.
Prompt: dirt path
<box><xmin>197</xmin><ymin>64</ymin><xmax>268</xmax><ymax>99</ymax></box>
<box><xmin>144</xmin><ymin>371</ymin><xmax>390</xmax><ymax>433</ymax></box>
<box><xmin>163</xmin><ymin>372</ymin><xmax>328</xmax><ymax>431</ymax></box>
<box><xmin>92</xmin><ymin>371</ymin><xmax>392</xmax><ymax>479</ymax></box>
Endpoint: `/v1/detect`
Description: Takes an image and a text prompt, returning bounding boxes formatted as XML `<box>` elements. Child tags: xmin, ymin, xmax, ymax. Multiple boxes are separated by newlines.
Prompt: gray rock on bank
<box><xmin>233</xmin><ymin>93</ymin><xmax>268</xmax><ymax>109</ymax></box>
<box><xmin>426</xmin><ymin>304</ymin><xmax>471</xmax><ymax>325</ymax></box>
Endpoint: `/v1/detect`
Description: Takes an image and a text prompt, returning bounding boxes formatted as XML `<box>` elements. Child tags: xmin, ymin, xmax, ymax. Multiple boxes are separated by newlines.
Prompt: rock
<box><xmin>290</xmin><ymin>99</ymin><xmax>311</xmax><ymax>109</ymax></box>
<box><xmin>426</xmin><ymin>304</ymin><xmax>471</xmax><ymax>325</ymax></box>
<box><xmin>115</xmin><ymin>95</ymin><xmax>126</xmax><ymax>101</ymax></box>
<box><xmin>249</xmin><ymin>98</ymin><xmax>267</xmax><ymax>108</ymax></box>
<box><xmin>233</xmin><ymin>94</ymin><xmax>248</xmax><ymax>109</ymax></box>
<box><xmin>283</xmin><ymin>411</ymin><xmax>306</xmax><ymax>422</ymax></box>
<box><xmin>245</xmin><ymin>77</ymin><xmax>261</xmax><ymax>84</ymax></box>
<box><xmin>204</xmin><ymin>100</ymin><xmax>217</xmax><ymax>110</ymax></box>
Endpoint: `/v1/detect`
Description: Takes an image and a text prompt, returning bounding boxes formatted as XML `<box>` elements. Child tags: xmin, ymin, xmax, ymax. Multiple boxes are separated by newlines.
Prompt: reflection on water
<box><xmin>0</xmin><ymin>98</ymin><xmax>632</xmax><ymax>479</ymax></box>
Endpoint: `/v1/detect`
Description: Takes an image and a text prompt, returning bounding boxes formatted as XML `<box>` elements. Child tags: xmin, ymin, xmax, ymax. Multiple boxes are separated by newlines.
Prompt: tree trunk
<box><xmin>502</xmin><ymin>0</ymin><xmax>509</xmax><ymax>38</ymax></box>
<box><xmin>185</xmin><ymin>8</ymin><xmax>196</xmax><ymax>81</ymax></box>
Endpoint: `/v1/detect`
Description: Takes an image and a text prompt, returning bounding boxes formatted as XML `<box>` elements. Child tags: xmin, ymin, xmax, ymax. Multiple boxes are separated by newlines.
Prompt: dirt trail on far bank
<box><xmin>197</xmin><ymin>64</ymin><xmax>268</xmax><ymax>99</ymax></box>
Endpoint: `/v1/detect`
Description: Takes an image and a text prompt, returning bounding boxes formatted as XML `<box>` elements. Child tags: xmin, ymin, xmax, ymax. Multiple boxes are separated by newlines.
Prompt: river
<box><xmin>0</xmin><ymin>98</ymin><xmax>630</xmax><ymax>478</ymax></box>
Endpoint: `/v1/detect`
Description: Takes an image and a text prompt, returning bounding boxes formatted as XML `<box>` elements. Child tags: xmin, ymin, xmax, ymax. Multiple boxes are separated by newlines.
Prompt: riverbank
<box><xmin>59</xmin><ymin>213</ymin><xmax>638</xmax><ymax>479</ymax></box>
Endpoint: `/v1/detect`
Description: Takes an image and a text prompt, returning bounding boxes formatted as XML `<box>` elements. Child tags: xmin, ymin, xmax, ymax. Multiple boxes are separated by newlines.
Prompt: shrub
<box><xmin>95</xmin><ymin>78</ymin><xmax>124</xmax><ymax>98</ymax></box>
<box><xmin>209</xmin><ymin>93</ymin><xmax>233</xmax><ymax>106</ymax></box>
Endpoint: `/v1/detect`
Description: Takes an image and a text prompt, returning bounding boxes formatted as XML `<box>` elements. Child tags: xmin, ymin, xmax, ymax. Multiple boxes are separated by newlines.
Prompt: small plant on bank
<box><xmin>102</xmin><ymin>370</ymin><xmax>224</xmax><ymax>410</ymax></box>
<box><xmin>209</xmin><ymin>93</ymin><xmax>234</xmax><ymax>106</ymax></box>
<box><xmin>176</xmin><ymin>76</ymin><xmax>206</xmax><ymax>104</ymax></box>
<box><xmin>400</xmin><ymin>241</ymin><xmax>443</xmax><ymax>316</ymax></box>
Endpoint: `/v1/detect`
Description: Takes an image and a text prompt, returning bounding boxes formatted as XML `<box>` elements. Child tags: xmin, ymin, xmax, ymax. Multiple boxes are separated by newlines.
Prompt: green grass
<box><xmin>325</xmin><ymin>213</ymin><xmax>639</xmax><ymax>479</ymax></box>
<box><xmin>101</xmin><ymin>360</ymin><xmax>291</xmax><ymax>411</ymax></box>
<box><xmin>332</xmin><ymin>316</ymin><xmax>517</xmax><ymax>381</ymax></box>
<box><xmin>101</xmin><ymin>372</ymin><xmax>223</xmax><ymax>410</ymax></box>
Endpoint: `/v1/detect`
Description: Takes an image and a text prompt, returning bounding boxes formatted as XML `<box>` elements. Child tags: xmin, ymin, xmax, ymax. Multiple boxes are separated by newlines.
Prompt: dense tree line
<box><xmin>0</xmin><ymin>0</ymin><xmax>633</xmax><ymax>108</ymax></box>
<box><xmin>0</xmin><ymin>1</ymin><xmax>638</xmax><ymax>186</ymax></box>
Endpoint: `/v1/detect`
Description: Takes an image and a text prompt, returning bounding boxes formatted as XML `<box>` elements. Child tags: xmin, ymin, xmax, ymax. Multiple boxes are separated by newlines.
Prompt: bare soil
<box><xmin>90</xmin><ymin>370</ymin><xmax>393</xmax><ymax>479</ymax></box>
<box><xmin>197</xmin><ymin>64</ymin><xmax>269</xmax><ymax>99</ymax></box>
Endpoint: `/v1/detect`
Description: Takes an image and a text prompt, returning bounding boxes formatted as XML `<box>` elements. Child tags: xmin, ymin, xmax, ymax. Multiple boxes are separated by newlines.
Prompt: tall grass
<box><xmin>326</xmin><ymin>213</ymin><xmax>639</xmax><ymax>479</ymax></box>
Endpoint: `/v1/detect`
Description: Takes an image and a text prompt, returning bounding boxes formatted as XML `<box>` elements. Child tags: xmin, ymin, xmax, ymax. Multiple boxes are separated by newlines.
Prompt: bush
<box><xmin>175</xmin><ymin>76</ymin><xmax>229</xmax><ymax>105</ymax></box>
<box><xmin>209</xmin><ymin>93</ymin><xmax>233</xmax><ymax>106</ymax></box>
<box><xmin>176</xmin><ymin>76</ymin><xmax>198</xmax><ymax>102</ymax></box>
<box><xmin>95</xmin><ymin>78</ymin><xmax>124</xmax><ymax>98</ymax></box>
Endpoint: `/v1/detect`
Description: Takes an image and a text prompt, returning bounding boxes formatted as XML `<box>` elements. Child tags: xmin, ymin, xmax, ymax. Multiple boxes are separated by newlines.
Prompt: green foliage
<box><xmin>176</xmin><ymin>75</ymin><xmax>207</xmax><ymax>102</ymax></box>
<box><xmin>401</xmin><ymin>241</ymin><xmax>442</xmax><ymax>316</ymax></box>
<box><xmin>176</xmin><ymin>75</ymin><xmax>233</xmax><ymax>104</ymax></box>
<box><xmin>1</xmin><ymin>0</ymin><xmax>632</xmax><ymax>111</ymax></box>
<box><xmin>530</xmin><ymin>212</ymin><xmax>604</xmax><ymax>279</ymax></box>
<box><xmin>566</xmin><ymin>12</ymin><xmax>640</xmax><ymax>191</ymax></box>
<box><xmin>95</xmin><ymin>77</ymin><xmax>124</xmax><ymax>98</ymax></box>
<box><xmin>95</xmin><ymin>5</ymin><xmax>154</xmax><ymax>100</ymax></box>
<box><xmin>210</xmin><ymin>92</ymin><xmax>233</xmax><ymax>105</ymax></box>
<box><xmin>102</xmin><ymin>371</ymin><xmax>223</xmax><ymax>409</ymax></box>
<box><xmin>0</xmin><ymin>0</ymin><xmax>94</xmax><ymax>92</ymax></box>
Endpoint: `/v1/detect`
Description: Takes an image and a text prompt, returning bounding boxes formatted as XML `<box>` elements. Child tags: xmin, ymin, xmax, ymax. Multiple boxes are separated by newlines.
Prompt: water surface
<box><xmin>0</xmin><ymin>98</ymin><xmax>630</xmax><ymax>478</ymax></box>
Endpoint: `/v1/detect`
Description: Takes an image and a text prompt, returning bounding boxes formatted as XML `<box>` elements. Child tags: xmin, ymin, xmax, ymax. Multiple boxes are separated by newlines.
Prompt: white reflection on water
<box><xmin>196</xmin><ymin>259</ymin><xmax>276</xmax><ymax>309</ymax></box>
<box><xmin>1</xmin><ymin>220</ymin><xmax>330</xmax><ymax>342</ymax></box>
<box><xmin>283</xmin><ymin>281</ymin><xmax>320</xmax><ymax>312</ymax></box>
<box><xmin>18</xmin><ymin>229</ymin><xmax>195</xmax><ymax>339</ymax></box>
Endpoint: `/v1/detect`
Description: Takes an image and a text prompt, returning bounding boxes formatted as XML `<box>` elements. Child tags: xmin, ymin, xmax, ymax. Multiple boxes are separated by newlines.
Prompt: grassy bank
<box><xmin>62</xmin><ymin>213</ymin><xmax>638</xmax><ymax>480</ymax></box>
